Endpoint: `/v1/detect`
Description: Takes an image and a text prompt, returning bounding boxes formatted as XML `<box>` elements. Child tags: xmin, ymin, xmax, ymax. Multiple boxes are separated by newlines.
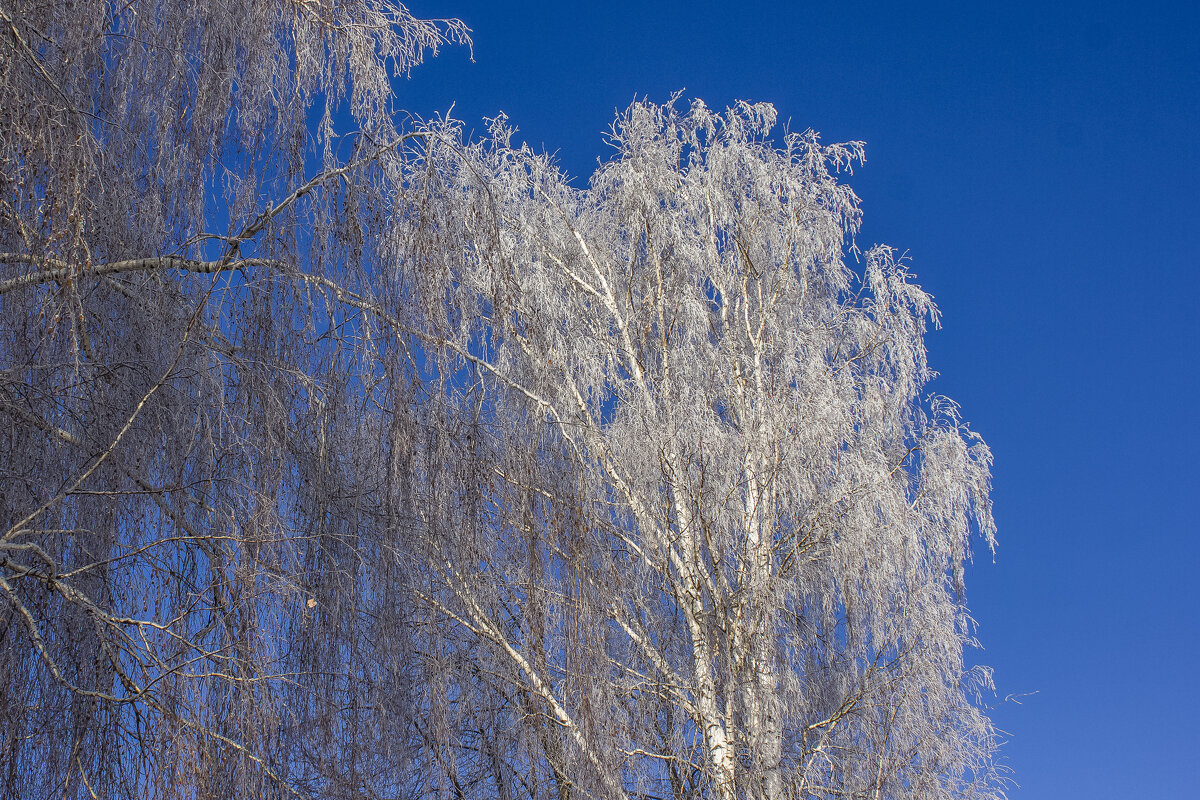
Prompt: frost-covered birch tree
<box><xmin>1</xmin><ymin>2</ymin><xmax>1002</xmax><ymax>799</ymax></box>
<box><xmin>410</xmin><ymin>99</ymin><xmax>1004</xmax><ymax>800</ymax></box>
<box><xmin>0</xmin><ymin>1</ymin><xmax>469</xmax><ymax>797</ymax></box>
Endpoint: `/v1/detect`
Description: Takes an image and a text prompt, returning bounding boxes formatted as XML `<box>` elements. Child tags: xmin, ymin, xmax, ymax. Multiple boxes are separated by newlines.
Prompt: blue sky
<box><xmin>399</xmin><ymin>2</ymin><xmax>1199</xmax><ymax>796</ymax></box>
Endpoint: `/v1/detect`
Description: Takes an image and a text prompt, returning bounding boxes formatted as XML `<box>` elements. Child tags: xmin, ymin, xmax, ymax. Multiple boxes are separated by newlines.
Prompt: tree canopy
<box><xmin>0</xmin><ymin>3</ymin><xmax>1002</xmax><ymax>799</ymax></box>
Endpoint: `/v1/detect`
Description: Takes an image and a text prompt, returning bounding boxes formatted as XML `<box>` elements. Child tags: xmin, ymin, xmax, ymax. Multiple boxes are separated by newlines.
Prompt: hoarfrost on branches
<box><xmin>0</xmin><ymin>1</ymin><xmax>469</xmax><ymax>797</ymax></box>
<box><xmin>414</xmin><ymin>97</ymin><xmax>1002</xmax><ymax>800</ymax></box>
<box><xmin>1</xmin><ymin>3</ymin><xmax>1002</xmax><ymax>799</ymax></box>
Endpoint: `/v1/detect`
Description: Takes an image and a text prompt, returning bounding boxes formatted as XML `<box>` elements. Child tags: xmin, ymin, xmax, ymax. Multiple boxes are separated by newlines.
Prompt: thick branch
<box><xmin>0</xmin><ymin>254</ymin><xmax>279</xmax><ymax>294</ymax></box>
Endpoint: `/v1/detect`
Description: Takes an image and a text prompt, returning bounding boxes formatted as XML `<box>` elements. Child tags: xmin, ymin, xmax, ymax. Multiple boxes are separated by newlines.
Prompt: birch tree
<box><xmin>411</xmin><ymin>100</ymin><xmax>1004</xmax><ymax>800</ymax></box>
<box><xmin>0</xmin><ymin>1</ymin><xmax>468</xmax><ymax>797</ymax></box>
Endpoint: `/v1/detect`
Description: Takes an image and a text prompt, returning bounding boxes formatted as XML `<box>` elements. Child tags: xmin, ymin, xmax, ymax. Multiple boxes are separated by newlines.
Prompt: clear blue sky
<box><xmin>400</xmin><ymin>2</ymin><xmax>1200</xmax><ymax>796</ymax></box>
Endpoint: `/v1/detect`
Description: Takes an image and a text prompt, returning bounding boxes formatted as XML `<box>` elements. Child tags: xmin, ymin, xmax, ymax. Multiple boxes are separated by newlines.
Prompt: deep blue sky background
<box><xmin>399</xmin><ymin>2</ymin><xmax>1199</xmax><ymax>796</ymax></box>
